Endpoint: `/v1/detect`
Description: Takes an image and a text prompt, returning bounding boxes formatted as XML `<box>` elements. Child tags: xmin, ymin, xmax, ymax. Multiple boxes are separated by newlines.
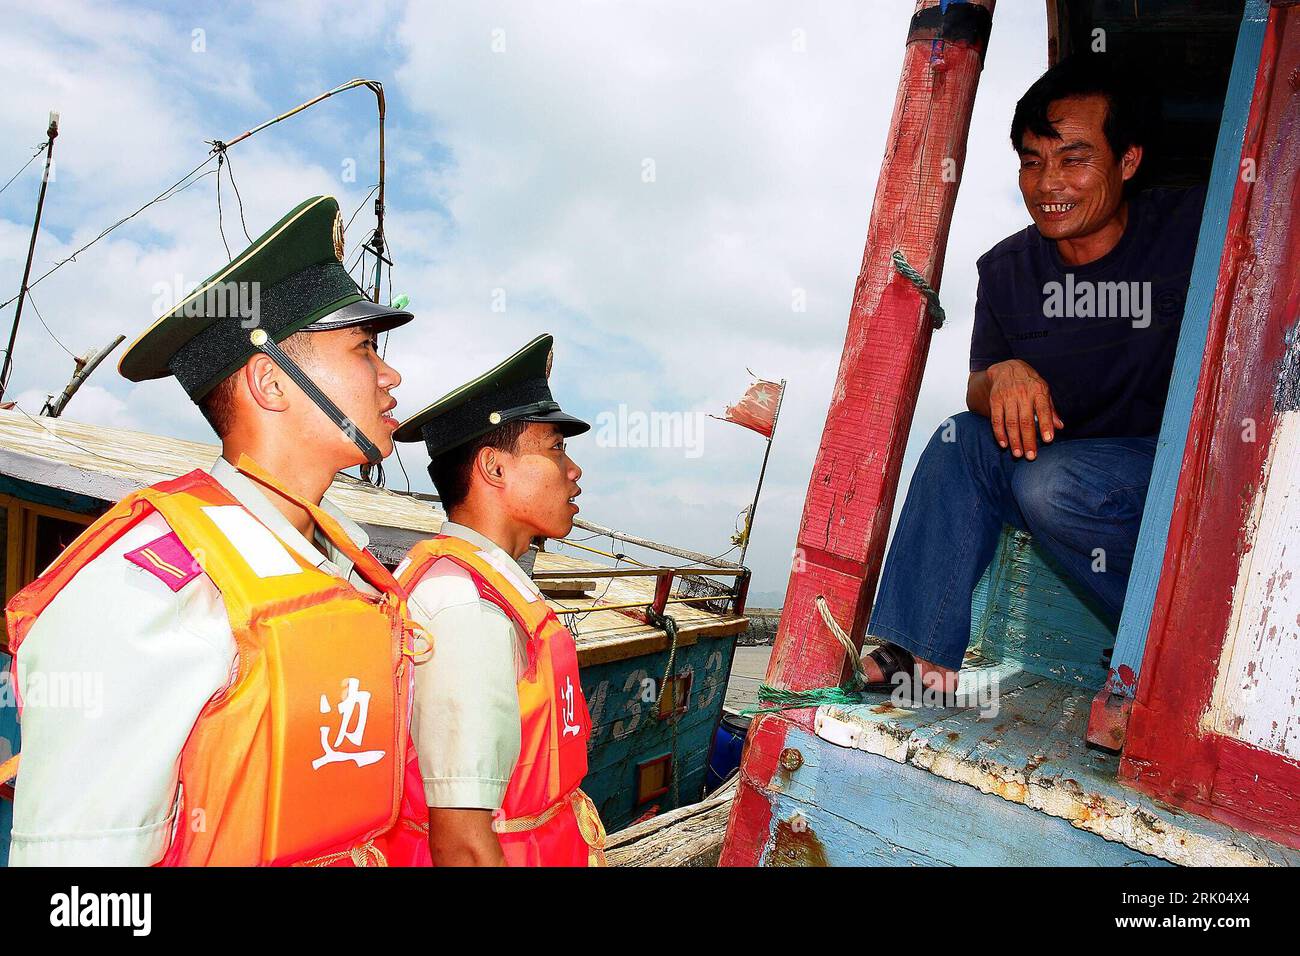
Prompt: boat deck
<box><xmin>811</xmin><ymin>655</ymin><xmax>1300</xmax><ymax>867</ymax></box>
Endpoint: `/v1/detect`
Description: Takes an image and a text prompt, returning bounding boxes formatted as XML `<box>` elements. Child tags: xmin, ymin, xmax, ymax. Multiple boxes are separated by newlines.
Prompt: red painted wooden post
<box><xmin>651</xmin><ymin>571</ymin><xmax>673</xmax><ymax>617</ymax></box>
<box><xmin>732</xmin><ymin>569</ymin><xmax>751</xmax><ymax>617</ymax></box>
<box><xmin>722</xmin><ymin>0</ymin><xmax>996</xmax><ymax>866</ymax></box>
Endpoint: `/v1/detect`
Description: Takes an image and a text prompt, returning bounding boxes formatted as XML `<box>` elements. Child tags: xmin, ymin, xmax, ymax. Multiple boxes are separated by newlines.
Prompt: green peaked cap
<box><xmin>119</xmin><ymin>195</ymin><xmax>413</xmax><ymax>400</ymax></box>
<box><xmin>394</xmin><ymin>333</ymin><xmax>589</xmax><ymax>459</ymax></box>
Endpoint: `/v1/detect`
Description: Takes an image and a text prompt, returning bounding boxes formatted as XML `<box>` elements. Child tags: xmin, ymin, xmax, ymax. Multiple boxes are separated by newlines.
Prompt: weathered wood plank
<box><xmin>1105</xmin><ymin>0</ymin><xmax>1272</xmax><ymax>704</ymax></box>
<box><xmin>607</xmin><ymin>777</ymin><xmax>737</xmax><ymax>867</ymax></box>
<box><xmin>764</xmin><ymin>725</ymin><xmax>1167</xmax><ymax>867</ymax></box>
<box><xmin>812</xmin><ymin>662</ymin><xmax>1300</xmax><ymax>866</ymax></box>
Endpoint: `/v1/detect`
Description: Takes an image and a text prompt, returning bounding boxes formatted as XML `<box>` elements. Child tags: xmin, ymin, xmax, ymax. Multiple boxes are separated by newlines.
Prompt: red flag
<box><xmin>714</xmin><ymin>379</ymin><xmax>783</xmax><ymax>438</ymax></box>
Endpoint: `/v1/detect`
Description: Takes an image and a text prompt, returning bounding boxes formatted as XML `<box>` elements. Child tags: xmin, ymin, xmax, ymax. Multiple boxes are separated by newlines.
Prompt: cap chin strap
<box><xmin>250</xmin><ymin>330</ymin><xmax>383</xmax><ymax>464</ymax></box>
<box><xmin>490</xmin><ymin>399</ymin><xmax>560</xmax><ymax>425</ymax></box>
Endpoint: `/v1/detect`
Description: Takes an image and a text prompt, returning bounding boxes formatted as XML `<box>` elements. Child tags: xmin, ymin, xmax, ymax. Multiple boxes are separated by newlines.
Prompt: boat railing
<box><xmin>533</xmin><ymin>565</ymin><xmax>751</xmax><ymax>622</ymax></box>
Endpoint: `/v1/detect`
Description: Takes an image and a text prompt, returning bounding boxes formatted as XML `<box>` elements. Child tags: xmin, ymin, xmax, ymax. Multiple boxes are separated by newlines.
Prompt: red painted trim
<box><xmin>720</xmin><ymin>714</ymin><xmax>788</xmax><ymax>866</ymax></box>
<box><xmin>0</xmin><ymin>782</ymin><xmax>13</xmax><ymax>802</ymax></box>
<box><xmin>1085</xmin><ymin>689</ymin><xmax>1132</xmax><ymax>752</ymax></box>
<box><xmin>1120</xmin><ymin>8</ymin><xmax>1300</xmax><ymax>844</ymax></box>
<box><xmin>635</xmin><ymin>753</ymin><xmax>672</xmax><ymax>805</ymax></box>
<box><xmin>732</xmin><ymin>570</ymin><xmax>751</xmax><ymax>617</ymax></box>
<box><xmin>651</xmin><ymin>572</ymin><xmax>672</xmax><ymax>617</ymax></box>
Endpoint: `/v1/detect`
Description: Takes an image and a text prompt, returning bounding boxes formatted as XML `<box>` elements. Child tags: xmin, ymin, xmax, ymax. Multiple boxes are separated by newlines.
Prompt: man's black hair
<box><xmin>1010</xmin><ymin>55</ymin><xmax>1146</xmax><ymax>160</ymax></box>
<box><xmin>428</xmin><ymin>419</ymin><xmax>531</xmax><ymax>514</ymax></box>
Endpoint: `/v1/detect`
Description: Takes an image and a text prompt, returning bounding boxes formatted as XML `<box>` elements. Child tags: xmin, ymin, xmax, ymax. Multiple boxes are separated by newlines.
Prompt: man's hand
<box><xmin>967</xmin><ymin>359</ymin><xmax>1063</xmax><ymax>460</ymax></box>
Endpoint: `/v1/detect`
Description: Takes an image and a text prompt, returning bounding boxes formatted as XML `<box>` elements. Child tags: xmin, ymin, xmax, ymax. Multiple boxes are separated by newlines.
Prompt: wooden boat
<box><xmin>0</xmin><ymin>410</ymin><xmax>748</xmax><ymax>863</ymax></box>
<box><xmin>722</xmin><ymin>0</ymin><xmax>1300</xmax><ymax>866</ymax></box>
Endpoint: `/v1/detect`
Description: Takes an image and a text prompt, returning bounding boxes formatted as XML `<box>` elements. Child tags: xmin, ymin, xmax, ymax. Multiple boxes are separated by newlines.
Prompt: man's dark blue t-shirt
<box><xmin>969</xmin><ymin>185</ymin><xmax>1207</xmax><ymax>439</ymax></box>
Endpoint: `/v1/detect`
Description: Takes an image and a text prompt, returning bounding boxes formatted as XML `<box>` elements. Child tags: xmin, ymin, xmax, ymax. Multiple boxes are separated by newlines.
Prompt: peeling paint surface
<box><xmin>812</xmin><ymin>658</ymin><xmax>1300</xmax><ymax>866</ymax></box>
<box><xmin>767</xmin><ymin>816</ymin><xmax>831</xmax><ymax>867</ymax></box>
<box><xmin>1209</xmin><ymin>410</ymin><xmax>1300</xmax><ymax>757</ymax></box>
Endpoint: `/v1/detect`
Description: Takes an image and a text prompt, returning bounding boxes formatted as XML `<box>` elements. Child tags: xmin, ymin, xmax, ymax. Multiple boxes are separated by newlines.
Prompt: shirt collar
<box><xmin>439</xmin><ymin>520</ymin><xmax>540</xmax><ymax>596</ymax></box>
<box><xmin>209</xmin><ymin>456</ymin><xmax>370</xmax><ymax>580</ymax></box>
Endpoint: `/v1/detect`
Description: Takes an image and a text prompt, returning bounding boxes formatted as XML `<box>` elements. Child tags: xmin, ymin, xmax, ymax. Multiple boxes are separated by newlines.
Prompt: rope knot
<box><xmin>891</xmin><ymin>249</ymin><xmax>946</xmax><ymax>330</ymax></box>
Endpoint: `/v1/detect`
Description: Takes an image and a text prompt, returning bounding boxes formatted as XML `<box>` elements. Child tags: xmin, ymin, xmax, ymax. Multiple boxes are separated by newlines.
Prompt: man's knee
<box><xmin>924</xmin><ymin>411</ymin><xmax>995</xmax><ymax>459</ymax></box>
<box><xmin>1011</xmin><ymin>454</ymin><xmax>1089</xmax><ymax>533</ymax></box>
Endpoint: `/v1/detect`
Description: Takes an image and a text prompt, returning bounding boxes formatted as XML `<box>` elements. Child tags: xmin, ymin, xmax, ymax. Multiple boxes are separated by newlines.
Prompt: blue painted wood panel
<box><xmin>762</xmin><ymin>725</ymin><xmax>1169</xmax><ymax>867</ymax></box>
<box><xmin>580</xmin><ymin>635</ymin><xmax>737</xmax><ymax>833</ymax></box>
<box><xmin>1110</xmin><ymin>0</ymin><xmax>1271</xmax><ymax>696</ymax></box>
<box><xmin>970</xmin><ymin>526</ymin><xmax>1113</xmax><ymax>689</ymax></box>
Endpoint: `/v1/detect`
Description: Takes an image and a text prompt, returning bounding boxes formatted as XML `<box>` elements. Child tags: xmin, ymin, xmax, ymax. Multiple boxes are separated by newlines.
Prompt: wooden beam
<box><xmin>607</xmin><ymin>776</ymin><xmax>737</xmax><ymax>867</ymax></box>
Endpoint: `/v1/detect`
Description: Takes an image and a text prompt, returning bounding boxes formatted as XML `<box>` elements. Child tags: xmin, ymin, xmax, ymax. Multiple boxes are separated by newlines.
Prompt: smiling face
<box><xmin>291</xmin><ymin>323</ymin><xmax>402</xmax><ymax>467</ymax></box>
<box><xmin>496</xmin><ymin>422</ymin><xmax>583</xmax><ymax>540</ymax></box>
<box><xmin>1017</xmin><ymin>94</ymin><xmax>1142</xmax><ymax>250</ymax></box>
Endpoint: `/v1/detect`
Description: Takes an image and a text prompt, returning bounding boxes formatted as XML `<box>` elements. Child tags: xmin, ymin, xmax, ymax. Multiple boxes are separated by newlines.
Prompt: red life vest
<box><xmin>395</xmin><ymin>534</ymin><xmax>607</xmax><ymax>866</ymax></box>
<box><xmin>6</xmin><ymin>455</ymin><xmax>429</xmax><ymax>866</ymax></box>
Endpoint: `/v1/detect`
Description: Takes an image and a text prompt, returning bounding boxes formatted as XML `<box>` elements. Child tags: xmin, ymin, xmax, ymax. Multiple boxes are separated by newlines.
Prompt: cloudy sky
<box><xmin>0</xmin><ymin>0</ymin><xmax>1046</xmax><ymax>602</ymax></box>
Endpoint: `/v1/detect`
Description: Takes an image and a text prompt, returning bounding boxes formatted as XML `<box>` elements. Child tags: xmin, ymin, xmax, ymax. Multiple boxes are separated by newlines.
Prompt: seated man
<box><xmin>862</xmin><ymin>56</ymin><xmax>1206</xmax><ymax>697</ymax></box>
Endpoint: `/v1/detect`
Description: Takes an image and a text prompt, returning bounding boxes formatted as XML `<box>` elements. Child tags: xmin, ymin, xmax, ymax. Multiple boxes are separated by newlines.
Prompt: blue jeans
<box><xmin>868</xmin><ymin>411</ymin><xmax>1157</xmax><ymax>670</ymax></box>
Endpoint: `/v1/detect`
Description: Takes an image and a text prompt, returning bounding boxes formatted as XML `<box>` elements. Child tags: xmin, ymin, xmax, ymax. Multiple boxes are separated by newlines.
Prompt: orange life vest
<box><xmin>5</xmin><ymin>455</ymin><xmax>429</xmax><ymax>867</ymax></box>
<box><xmin>396</xmin><ymin>534</ymin><xmax>607</xmax><ymax>867</ymax></box>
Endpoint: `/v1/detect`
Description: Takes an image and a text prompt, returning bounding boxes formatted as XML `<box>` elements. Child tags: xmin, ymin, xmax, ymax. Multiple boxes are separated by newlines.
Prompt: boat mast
<box><xmin>0</xmin><ymin>111</ymin><xmax>59</xmax><ymax>404</ymax></box>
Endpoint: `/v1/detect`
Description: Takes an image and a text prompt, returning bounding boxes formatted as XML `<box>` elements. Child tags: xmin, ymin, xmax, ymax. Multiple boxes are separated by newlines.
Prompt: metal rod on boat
<box><xmin>550</xmin><ymin>594</ymin><xmax>734</xmax><ymax>616</ymax></box>
<box><xmin>567</xmin><ymin>517</ymin><xmax>743</xmax><ymax>569</ymax></box>
<box><xmin>212</xmin><ymin>78</ymin><xmax>388</xmax><ymax>303</ymax></box>
<box><xmin>0</xmin><ymin>112</ymin><xmax>59</xmax><ymax>404</ymax></box>
<box><xmin>533</xmin><ymin>567</ymin><xmax>746</xmax><ymax>579</ymax></box>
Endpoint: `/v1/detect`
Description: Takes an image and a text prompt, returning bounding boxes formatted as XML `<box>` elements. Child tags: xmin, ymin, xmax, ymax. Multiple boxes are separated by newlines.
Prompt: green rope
<box><xmin>739</xmin><ymin>596</ymin><xmax>868</xmax><ymax>716</ymax></box>
<box><xmin>891</xmin><ymin>249</ymin><xmax>946</xmax><ymax>330</ymax></box>
<box><xmin>742</xmin><ymin>681</ymin><xmax>865</xmax><ymax>716</ymax></box>
<box><xmin>648</xmin><ymin>608</ymin><xmax>682</xmax><ymax>808</ymax></box>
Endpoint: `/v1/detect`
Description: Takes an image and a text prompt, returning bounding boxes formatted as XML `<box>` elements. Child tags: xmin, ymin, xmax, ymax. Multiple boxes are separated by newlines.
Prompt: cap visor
<box><xmin>305</xmin><ymin>298</ymin><xmax>414</xmax><ymax>334</ymax></box>
<box><xmin>526</xmin><ymin>409</ymin><xmax>590</xmax><ymax>438</ymax></box>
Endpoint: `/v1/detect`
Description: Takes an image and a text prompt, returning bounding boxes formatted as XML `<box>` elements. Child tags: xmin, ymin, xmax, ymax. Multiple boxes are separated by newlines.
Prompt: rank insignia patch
<box><xmin>125</xmin><ymin>532</ymin><xmax>203</xmax><ymax>592</ymax></box>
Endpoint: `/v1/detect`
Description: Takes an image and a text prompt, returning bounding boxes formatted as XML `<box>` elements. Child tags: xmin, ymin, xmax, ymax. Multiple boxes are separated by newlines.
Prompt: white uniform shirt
<box><xmin>404</xmin><ymin>522</ymin><xmax>534</xmax><ymax>811</ymax></box>
<box><xmin>9</xmin><ymin>457</ymin><xmax>376</xmax><ymax>866</ymax></box>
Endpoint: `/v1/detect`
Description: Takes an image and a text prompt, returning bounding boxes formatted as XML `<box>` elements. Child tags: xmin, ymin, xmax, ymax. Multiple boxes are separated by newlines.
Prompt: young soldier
<box><xmin>393</xmin><ymin>334</ymin><xmax>607</xmax><ymax>866</ymax></box>
<box><xmin>4</xmin><ymin>196</ymin><xmax>429</xmax><ymax>866</ymax></box>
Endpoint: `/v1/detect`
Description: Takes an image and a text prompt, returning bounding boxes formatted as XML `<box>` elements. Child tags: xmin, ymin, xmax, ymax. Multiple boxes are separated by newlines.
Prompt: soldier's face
<box><xmin>499</xmin><ymin>423</ymin><xmax>583</xmax><ymax>539</ymax></box>
<box><xmin>295</xmin><ymin>324</ymin><xmax>402</xmax><ymax>464</ymax></box>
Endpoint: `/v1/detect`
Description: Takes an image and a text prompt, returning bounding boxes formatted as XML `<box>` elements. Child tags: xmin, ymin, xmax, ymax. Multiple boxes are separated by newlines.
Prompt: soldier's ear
<box><xmin>474</xmin><ymin>445</ymin><xmax>508</xmax><ymax>491</ymax></box>
<box><xmin>243</xmin><ymin>352</ymin><xmax>291</xmax><ymax>414</ymax></box>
